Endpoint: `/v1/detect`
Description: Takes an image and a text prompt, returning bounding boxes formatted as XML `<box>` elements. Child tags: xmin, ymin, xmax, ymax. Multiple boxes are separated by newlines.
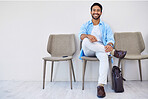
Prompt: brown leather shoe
<box><xmin>97</xmin><ymin>86</ymin><xmax>106</xmax><ymax>98</ymax></box>
<box><xmin>114</xmin><ymin>50</ymin><xmax>127</xmax><ymax>59</ymax></box>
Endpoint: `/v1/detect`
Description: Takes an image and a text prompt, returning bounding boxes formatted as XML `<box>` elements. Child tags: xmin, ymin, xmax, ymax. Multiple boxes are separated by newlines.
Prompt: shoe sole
<box><xmin>97</xmin><ymin>95</ymin><xmax>105</xmax><ymax>98</ymax></box>
<box><xmin>120</xmin><ymin>52</ymin><xmax>127</xmax><ymax>59</ymax></box>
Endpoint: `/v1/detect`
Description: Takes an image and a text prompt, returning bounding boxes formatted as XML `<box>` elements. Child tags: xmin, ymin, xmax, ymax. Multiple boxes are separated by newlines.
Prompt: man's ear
<box><xmin>100</xmin><ymin>12</ymin><xmax>102</xmax><ymax>15</ymax></box>
<box><xmin>90</xmin><ymin>11</ymin><xmax>92</xmax><ymax>15</ymax></box>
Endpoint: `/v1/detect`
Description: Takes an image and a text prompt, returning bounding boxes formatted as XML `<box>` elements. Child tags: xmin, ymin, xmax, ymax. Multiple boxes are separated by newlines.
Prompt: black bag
<box><xmin>112</xmin><ymin>66</ymin><xmax>125</xmax><ymax>93</ymax></box>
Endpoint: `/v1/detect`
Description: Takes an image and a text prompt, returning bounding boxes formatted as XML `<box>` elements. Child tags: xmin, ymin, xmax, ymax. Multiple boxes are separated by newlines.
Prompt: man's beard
<box><xmin>92</xmin><ymin>14</ymin><xmax>101</xmax><ymax>20</ymax></box>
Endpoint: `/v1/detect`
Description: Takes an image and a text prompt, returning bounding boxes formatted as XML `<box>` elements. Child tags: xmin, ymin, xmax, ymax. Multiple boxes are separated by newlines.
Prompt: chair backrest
<box><xmin>47</xmin><ymin>34</ymin><xmax>76</xmax><ymax>57</ymax></box>
<box><xmin>114</xmin><ymin>32</ymin><xmax>145</xmax><ymax>55</ymax></box>
<box><xmin>80</xmin><ymin>41</ymin><xmax>82</xmax><ymax>50</ymax></box>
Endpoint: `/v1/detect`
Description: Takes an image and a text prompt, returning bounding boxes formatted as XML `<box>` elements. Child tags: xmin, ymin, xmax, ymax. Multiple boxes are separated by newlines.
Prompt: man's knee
<box><xmin>82</xmin><ymin>38</ymin><xmax>89</xmax><ymax>44</ymax></box>
<box><xmin>82</xmin><ymin>38</ymin><xmax>90</xmax><ymax>48</ymax></box>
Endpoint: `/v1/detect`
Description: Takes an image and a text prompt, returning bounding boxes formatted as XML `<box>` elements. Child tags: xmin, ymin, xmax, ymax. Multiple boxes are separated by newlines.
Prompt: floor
<box><xmin>0</xmin><ymin>80</ymin><xmax>148</xmax><ymax>99</ymax></box>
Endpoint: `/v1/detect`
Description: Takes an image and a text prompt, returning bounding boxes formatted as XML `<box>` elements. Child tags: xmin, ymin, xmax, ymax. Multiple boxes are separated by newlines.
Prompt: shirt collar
<box><xmin>89</xmin><ymin>19</ymin><xmax>103</xmax><ymax>25</ymax></box>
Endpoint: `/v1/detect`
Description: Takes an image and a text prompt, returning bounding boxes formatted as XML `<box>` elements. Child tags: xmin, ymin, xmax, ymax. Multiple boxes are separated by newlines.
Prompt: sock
<box><xmin>111</xmin><ymin>49</ymin><xmax>115</xmax><ymax>56</ymax></box>
<box><xmin>98</xmin><ymin>84</ymin><xmax>104</xmax><ymax>87</ymax></box>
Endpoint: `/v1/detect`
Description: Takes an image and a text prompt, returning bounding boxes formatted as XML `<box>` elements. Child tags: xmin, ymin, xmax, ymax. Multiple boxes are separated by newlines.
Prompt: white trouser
<box><xmin>82</xmin><ymin>38</ymin><xmax>109</xmax><ymax>85</ymax></box>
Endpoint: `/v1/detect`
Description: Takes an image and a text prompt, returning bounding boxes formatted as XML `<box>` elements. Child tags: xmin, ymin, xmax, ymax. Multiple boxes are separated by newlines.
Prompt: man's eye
<box><xmin>93</xmin><ymin>9</ymin><xmax>100</xmax><ymax>12</ymax></box>
<box><xmin>97</xmin><ymin>9</ymin><xmax>100</xmax><ymax>12</ymax></box>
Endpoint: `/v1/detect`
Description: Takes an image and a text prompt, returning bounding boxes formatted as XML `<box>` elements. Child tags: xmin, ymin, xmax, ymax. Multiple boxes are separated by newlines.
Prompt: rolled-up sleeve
<box><xmin>79</xmin><ymin>24</ymin><xmax>87</xmax><ymax>40</ymax></box>
<box><xmin>106</xmin><ymin>24</ymin><xmax>115</xmax><ymax>45</ymax></box>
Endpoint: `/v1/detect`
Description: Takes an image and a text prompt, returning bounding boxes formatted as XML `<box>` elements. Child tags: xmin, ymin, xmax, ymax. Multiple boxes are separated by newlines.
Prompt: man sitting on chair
<box><xmin>79</xmin><ymin>2</ymin><xmax>127</xmax><ymax>98</ymax></box>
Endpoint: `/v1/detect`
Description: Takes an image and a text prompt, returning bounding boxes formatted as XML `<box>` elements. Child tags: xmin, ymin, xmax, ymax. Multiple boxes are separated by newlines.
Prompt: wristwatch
<box><xmin>107</xmin><ymin>44</ymin><xmax>113</xmax><ymax>48</ymax></box>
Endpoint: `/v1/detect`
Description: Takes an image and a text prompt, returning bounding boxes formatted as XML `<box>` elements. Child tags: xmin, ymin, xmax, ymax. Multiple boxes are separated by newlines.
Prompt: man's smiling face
<box><xmin>91</xmin><ymin>5</ymin><xmax>102</xmax><ymax>20</ymax></box>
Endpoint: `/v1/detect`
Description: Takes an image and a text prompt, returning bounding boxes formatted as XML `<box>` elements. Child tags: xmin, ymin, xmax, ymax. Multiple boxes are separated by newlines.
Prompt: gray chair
<box><xmin>114</xmin><ymin>32</ymin><xmax>148</xmax><ymax>81</ymax></box>
<box><xmin>42</xmin><ymin>34</ymin><xmax>76</xmax><ymax>89</ymax></box>
<box><xmin>80</xmin><ymin>41</ymin><xmax>113</xmax><ymax>90</ymax></box>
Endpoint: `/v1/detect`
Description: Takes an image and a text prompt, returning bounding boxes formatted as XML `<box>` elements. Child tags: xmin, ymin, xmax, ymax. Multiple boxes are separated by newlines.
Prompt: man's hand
<box><xmin>105</xmin><ymin>45</ymin><xmax>113</xmax><ymax>52</ymax></box>
<box><xmin>87</xmin><ymin>35</ymin><xmax>97</xmax><ymax>42</ymax></box>
<box><xmin>81</xmin><ymin>34</ymin><xmax>97</xmax><ymax>42</ymax></box>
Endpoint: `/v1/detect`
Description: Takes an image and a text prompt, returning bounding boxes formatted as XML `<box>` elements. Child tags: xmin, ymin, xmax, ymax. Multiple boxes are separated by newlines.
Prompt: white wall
<box><xmin>0</xmin><ymin>1</ymin><xmax>148</xmax><ymax>81</ymax></box>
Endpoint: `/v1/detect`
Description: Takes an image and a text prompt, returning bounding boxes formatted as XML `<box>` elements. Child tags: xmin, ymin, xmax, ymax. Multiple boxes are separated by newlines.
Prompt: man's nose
<box><xmin>94</xmin><ymin>11</ymin><xmax>98</xmax><ymax>14</ymax></box>
<box><xmin>94</xmin><ymin>11</ymin><xmax>98</xmax><ymax>13</ymax></box>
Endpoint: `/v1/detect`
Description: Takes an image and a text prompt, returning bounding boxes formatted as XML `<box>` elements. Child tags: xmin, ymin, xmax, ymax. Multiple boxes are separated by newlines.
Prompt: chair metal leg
<box><xmin>71</xmin><ymin>59</ymin><xmax>76</xmax><ymax>82</ymax></box>
<box><xmin>50</xmin><ymin>61</ymin><xmax>54</xmax><ymax>82</ymax></box>
<box><xmin>121</xmin><ymin>59</ymin><xmax>124</xmax><ymax>77</ymax></box>
<box><xmin>43</xmin><ymin>60</ymin><xmax>46</xmax><ymax>89</ymax></box>
<box><xmin>118</xmin><ymin>58</ymin><xmax>121</xmax><ymax>68</ymax></box>
<box><xmin>118</xmin><ymin>58</ymin><xmax>125</xmax><ymax>77</ymax></box>
<box><xmin>118</xmin><ymin>59</ymin><xmax>124</xmax><ymax>81</ymax></box>
<box><xmin>108</xmin><ymin>57</ymin><xmax>113</xmax><ymax>89</ymax></box>
<box><xmin>138</xmin><ymin>60</ymin><xmax>142</xmax><ymax>81</ymax></box>
<box><xmin>82</xmin><ymin>60</ymin><xmax>87</xmax><ymax>90</ymax></box>
<box><xmin>69</xmin><ymin>60</ymin><xmax>73</xmax><ymax>89</ymax></box>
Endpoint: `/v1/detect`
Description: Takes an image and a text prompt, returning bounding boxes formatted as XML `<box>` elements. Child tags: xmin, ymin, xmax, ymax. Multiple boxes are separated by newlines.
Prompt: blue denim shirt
<box><xmin>79</xmin><ymin>20</ymin><xmax>115</xmax><ymax>60</ymax></box>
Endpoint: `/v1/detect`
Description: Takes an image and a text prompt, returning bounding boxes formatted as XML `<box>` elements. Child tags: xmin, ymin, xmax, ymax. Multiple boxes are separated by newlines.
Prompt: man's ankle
<box><xmin>98</xmin><ymin>84</ymin><xmax>104</xmax><ymax>87</ymax></box>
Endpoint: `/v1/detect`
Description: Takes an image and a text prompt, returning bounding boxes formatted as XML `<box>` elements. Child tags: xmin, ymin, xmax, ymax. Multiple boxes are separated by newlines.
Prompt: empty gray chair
<box><xmin>114</xmin><ymin>32</ymin><xmax>148</xmax><ymax>81</ymax></box>
<box><xmin>42</xmin><ymin>34</ymin><xmax>76</xmax><ymax>89</ymax></box>
<box><xmin>80</xmin><ymin>41</ymin><xmax>113</xmax><ymax>90</ymax></box>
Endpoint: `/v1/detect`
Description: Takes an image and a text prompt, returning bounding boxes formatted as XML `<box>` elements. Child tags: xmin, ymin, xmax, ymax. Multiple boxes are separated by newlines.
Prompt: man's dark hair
<box><xmin>91</xmin><ymin>3</ymin><xmax>103</xmax><ymax>12</ymax></box>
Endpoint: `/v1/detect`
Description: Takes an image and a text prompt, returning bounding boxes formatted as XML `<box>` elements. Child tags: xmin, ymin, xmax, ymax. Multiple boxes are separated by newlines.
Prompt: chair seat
<box><xmin>81</xmin><ymin>56</ymin><xmax>112</xmax><ymax>61</ymax></box>
<box><xmin>124</xmin><ymin>54</ymin><xmax>148</xmax><ymax>60</ymax></box>
<box><xmin>81</xmin><ymin>56</ymin><xmax>99</xmax><ymax>61</ymax></box>
<box><xmin>43</xmin><ymin>56</ymin><xmax>72</xmax><ymax>61</ymax></box>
